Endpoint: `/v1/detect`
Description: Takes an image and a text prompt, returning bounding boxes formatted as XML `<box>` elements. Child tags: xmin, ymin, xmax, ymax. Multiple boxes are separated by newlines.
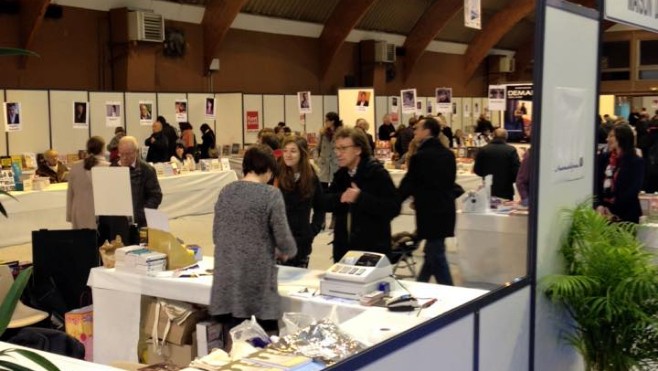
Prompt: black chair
<box><xmin>390</xmin><ymin>232</ymin><xmax>420</xmax><ymax>278</ymax></box>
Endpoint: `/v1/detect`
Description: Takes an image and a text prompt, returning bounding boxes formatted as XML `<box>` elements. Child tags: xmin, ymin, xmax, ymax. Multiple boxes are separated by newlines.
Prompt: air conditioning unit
<box><xmin>128</xmin><ymin>11</ymin><xmax>164</xmax><ymax>42</ymax></box>
<box><xmin>488</xmin><ymin>55</ymin><xmax>516</xmax><ymax>73</ymax></box>
<box><xmin>374</xmin><ymin>41</ymin><xmax>396</xmax><ymax>63</ymax></box>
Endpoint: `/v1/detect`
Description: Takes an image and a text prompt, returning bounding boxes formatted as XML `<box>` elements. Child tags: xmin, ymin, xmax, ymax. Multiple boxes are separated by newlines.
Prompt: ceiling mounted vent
<box><xmin>374</xmin><ymin>41</ymin><xmax>396</xmax><ymax>63</ymax></box>
<box><xmin>128</xmin><ymin>11</ymin><xmax>164</xmax><ymax>42</ymax></box>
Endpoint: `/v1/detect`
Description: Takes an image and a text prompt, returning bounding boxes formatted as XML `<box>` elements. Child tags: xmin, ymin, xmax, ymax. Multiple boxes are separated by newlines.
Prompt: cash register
<box><xmin>320</xmin><ymin>251</ymin><xmax>393</xmax><ymax>300</ymax></box>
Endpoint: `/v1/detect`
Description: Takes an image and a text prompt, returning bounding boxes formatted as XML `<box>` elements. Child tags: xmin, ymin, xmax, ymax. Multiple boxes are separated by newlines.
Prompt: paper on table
<box><xmin>145</xmin><ymin>208</ymin><xmax>170</xmax><ymax>232</ymax></box>
<box><xmin>92</xmin><ymin>167</ymin><xmax>133</xmax><ymax>216</ymax></box>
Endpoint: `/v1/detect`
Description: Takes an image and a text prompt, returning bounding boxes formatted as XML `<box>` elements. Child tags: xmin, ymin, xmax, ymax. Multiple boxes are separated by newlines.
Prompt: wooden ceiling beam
<box><xmin>18</xmin><ymin>0</ymin><xmax>50</xmax><ymax>68</ymax></box>
<box><xmin>318</xmin><ymin>0</ymin><xmax>377</xmax><ymax>80</ymax></box>
<box><xmin>202</xmin><ymin>0</ymin><xmax>248</xmax><ymax>74</ymax></box>
<box><xmin>402</xmin><ymin>0</ymin><xmax>462</xmax><ymax>81</ymax></box>
<box><xmin>463</xmin><ymin>0</ymin><xmax>535</xmax><ymax>83</ymax></box>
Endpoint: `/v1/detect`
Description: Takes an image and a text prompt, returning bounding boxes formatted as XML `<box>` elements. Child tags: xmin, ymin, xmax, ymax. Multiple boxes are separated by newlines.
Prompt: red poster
<box><xmin>246</xmin><ymin>111</ymin><xmax>259</xmax><ymax>132</ymax></box>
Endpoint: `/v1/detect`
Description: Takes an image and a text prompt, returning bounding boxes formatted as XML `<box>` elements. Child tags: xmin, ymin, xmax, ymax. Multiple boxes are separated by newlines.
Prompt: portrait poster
<box><xmin>390</xmin><ymin>96</ymin><xmax>399</xmax><ymax>113</ymax></box>
<box><xmin>246</xmin><ymin>111</ymin><xmax>259</xmax><ymax>132</ymax></box>
<box><xmin>205</xmin><ymin>97</ymin><xmax>216</xmax><ymax>118</ymax></box>
<box><xmin>105</xmin><ymin>102</ymin><xmax>121</xmax><ymax>128</ymax></box>
<box><xmin>462</xmin><ymin>98</ymin><xmax>472</xmax><ymax>118</ymax></box>
<box><xmin>415</xmin><ymin>100</ymin><xmax>423</xmax><ymax>116</ymax></box>
<box><xmin>488</xmin><ymin>85</ymin><xmax>507</xmax><ymax>111</ymax></box>
<box><xmin>297</xmin><ymin>91</ymin><xmax>312</xmax><ymax>114</ymax></box>
<box><xmin>504</xmin><ymin>84</ymin><xmax>533</xmax><ymax>142</ymax></box>
<box><xmin>465</xmin><ymin>0</ymin><xmax>481</xmax><ymax>30</ymax></box>
<box><xmin>435</xmin><ymin>87</ymin><xmax>452</xmax><ymax>113</ymax></box>
<box><xmin>73</xmin><ymin>101</ymin><xmax>89</xmax><ymax>129</ymax></box>
<box><xmin>175</xmin><ymin>99</ymin><xmax>188</xmax><ymax>123</ymax></box>
<box><xmin>4</xmin><ymin>102</ymin><xmax>21</xmax><ymax>132</ymax></box>
<box><xmin>139</xmin><ymin>101</ymin><xmax>153</xmax><ymax>126</ymax></box>
<box><xmin>355</xmin><ymin>90</ymin><xmax>371</xmax><ymax>112</ymax></box>
<box><xmin>400</xmin><ymin>89</ymin><xmax>417</xmax><ymax>114</ymax></box>
<box><xmin>472</xmin><ymin>98</ymin><xmax>482</xmax><ymax>117</ymax></box>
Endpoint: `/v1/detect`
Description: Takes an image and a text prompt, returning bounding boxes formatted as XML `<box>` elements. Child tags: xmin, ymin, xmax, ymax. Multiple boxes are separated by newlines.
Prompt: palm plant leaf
<box><xmin>0</xmin><ymin>359</ymin><xmax>35</xmax><ymax>371</ymax></box>
<box><xmin>0</xmin><ymin>48</ymin><xmax>39</xmax><ymax>57</ymax></box>
<box><xmin>2</xmin><ymin>349</ymin><xmax>59</xmax><ymax>371</ymax></box>
<box><xmin>0</xmin><ymin>267</ymin><xmax>32</xmax><ymax>335</ymax></box>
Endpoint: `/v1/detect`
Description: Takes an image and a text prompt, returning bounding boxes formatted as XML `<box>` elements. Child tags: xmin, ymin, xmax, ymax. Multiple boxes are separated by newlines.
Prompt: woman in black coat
<box><xmin>595</xmin><ymin>124</ymin><xmax>645</xmax><ymax>223</ymax></box>
<box><xmin>199</xmin><ymin>123</ymin><xmax>216</xmax><ymax>159</ymax></box>
<box><xmin>275</xmin><ymin>136</ymin><xmax>325</xmax><ymax>268</ymax></box>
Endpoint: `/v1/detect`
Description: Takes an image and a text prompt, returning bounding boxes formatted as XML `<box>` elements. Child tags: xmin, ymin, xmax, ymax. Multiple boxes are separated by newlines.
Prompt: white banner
<box><xmin>464</xmin><ymin>0</ymin><xmax>481</xmax><ymax>30</ymax></box>
<box><xmin>604</xmin><ymin>0</ymin><xmax>658</xmax><ymax>33</ymax></box>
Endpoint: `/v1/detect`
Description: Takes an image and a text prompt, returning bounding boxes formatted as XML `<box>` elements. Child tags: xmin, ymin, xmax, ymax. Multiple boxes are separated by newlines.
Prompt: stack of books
<box><xmin>115</xmin><ymin>246</ymin><xmax>167</xmax><ymax>274</ymax></box>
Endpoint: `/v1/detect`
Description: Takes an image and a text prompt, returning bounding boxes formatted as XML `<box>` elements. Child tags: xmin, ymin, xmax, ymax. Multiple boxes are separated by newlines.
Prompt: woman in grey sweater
<box><xmin>209</xmin><ymin>145</ymin><xmax>297</xmax><ymax>350</ymax></box>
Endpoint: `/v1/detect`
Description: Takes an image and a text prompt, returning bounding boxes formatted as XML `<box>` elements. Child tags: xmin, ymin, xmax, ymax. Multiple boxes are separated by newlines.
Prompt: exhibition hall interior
<box><xmin>0</xmin><ymin>0</ymin><xmax>656</xmax><ymax>370</ymax></box>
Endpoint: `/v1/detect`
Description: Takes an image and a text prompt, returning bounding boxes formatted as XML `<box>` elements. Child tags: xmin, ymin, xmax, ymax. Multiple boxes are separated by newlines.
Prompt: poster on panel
<box><xmin>464</xmin><ymin>0</ymin><xmax>481</xmax><ymax>30</ymax></box>
<box><xmin>298</xmin><ymin>91</ymin><xmax>312</xmax><ymax>114</ymax></box>
<box><xmin>390</xmin><ymin>96</ymin><xmax>399</xmax><ymax>124</ymax></box>
<box><xmin>488</xmin><ymin>85</ymin><xmax>507</xmax><ymax>111</ymax></box>
<box><xmin>427</xmin><ymin>100</ymin><xmax>433</xmax><ymax>115</ymax></box>
<box><xmin>435</xmin><ymin>87</ymin><xmax>452</xmax><ymax>113</ymax></box>
<box><xmin>4</xmin><ymin>102</ymin><xmax>21</xmax><ymax>132</ymax></box>
<box><xmin>139</xmin><ymin>101</ymin><xmax>153</xmax><ymax>126</ymax></box>
<box><xmin>401</xmin><ymin>89</ymin><xmax>417</xmax><ymax>114</ymax></box>
<box><xmin>105</xmin><ymin>102</ymin><xmax>121</xmax><ymax>127</ymax></box>
<box><xmin>504</xmin><ymin>84</ymin><xmax>533</xmax><ymax>142</ymax></box>
<box><xmin>462</xmin><ymin>98</ymin><xmax>472</xmax><ymax>118</ymax></box>
<box><xmin>472</xmin><ymin>98</ymin><xmax>482</xmax><ymax>118</ymax></box>
<box><xmin>175</xmin><ymin>99</ymin><xmax>188</xmax><ymax>122</ymax></box>
<box><xmin>205</xmin><ymin>97</ymin><xmax>216</xmax><ymax>118</ymax></box>
<box><xmin>246</xmin><ymin>111</ymin><xmax>259</xmax><ymax>132</ymax></box>
<box><xmin>416</xmin><ymin>100</ymin><xmax>424</xmax><ymax>116</ymax></box>
<box><xmin>73</xmin><ymin>102</ymin><xmax>88</xmax><ymax>129</ymax></box>
<box><xmin>355</xmin><ymin>90</ymin><xmax>371</xmax><ymax>111</ymax></box>
<box><xmin>552</xmin><ymin>87</ymin><xmax>586</xmax><ymax>183</ymax></box>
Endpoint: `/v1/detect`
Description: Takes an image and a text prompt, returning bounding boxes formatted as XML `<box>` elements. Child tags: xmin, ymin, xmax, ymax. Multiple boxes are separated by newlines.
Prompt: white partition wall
<box><xmin>374</xmin><ymin>96</ymin><xmax>388</xmax><ymax>135</ymax></box>
<box><xmin>125</xmin><ymin>93</ymin><xmax>156</xmax><ymax>146</ymax></box>
<box><xmin>305</xmin><ymin>94</ymin><xmax>324</xmax><ymax>135</ymax></box>
<box><xmin>50</xmin><ymin>91</ymin><xmax>89</xmax><ymax>155</ymax></box>
<box><xmin>243</xmin><ymin>94</ymin><xmax>262</xmax><ymax>144</ymax></box>
<box><xmin>90</xmin><ymin>92</ymin><xmax>124</xmax><ymax>143</ymax></box>
<box><xmin>0</xmin><ymin>90</ymin><xmax>6</xmax><ymax>156</ymax></box>
<box><xmin>284</xmin><ymin>95</ymin><xmax>304</xmax><ymax>134</ymax></box>
<box><xmin>323</xmin><ymin>95</ymin><xmax>337</xmax><ymax>118</ymax></box>
<box><xmin>533</xmin><ymin>2</ymin><xmax>599</xmax><ymax>370</ymax></box>
<box><xmin>479</xmin><ymin>287</ymin><xmax>531</xmax><ymax>371</ymax></box>
<box><xmin>452</xmin><ymin>97</ymin><xmax>463</xmax><ymax>132</ymax></box>
<box><xmin>215</xmin><ymin>93</ymin><xmax>243</xmax><ymax>148</ymax></box>
<box><xmin>338</xmin><ymin>88</ymin><xmax>375</xmax><ymax>136</ymax></box>
<box><xmin>263</xmin><ymin>95</ymin><xmax>284</xmax><ymax>130</ymax></box>
<box><xmin>359</xmin><ymin>315</ymin><xmax>475</xmax><ymax>371</ymax></box>
<box><xmin>6</xmin><ymin>90</ymin><xmax>50</xmax><ymax>155</ymax></box>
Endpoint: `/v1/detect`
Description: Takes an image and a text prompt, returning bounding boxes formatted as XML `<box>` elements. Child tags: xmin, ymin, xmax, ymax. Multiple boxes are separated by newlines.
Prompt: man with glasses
<box><xmin>117</xmin><ymin>136</ymin><xmax>162</xmax><ymax>228</ymax></box>
<box><xmin>324</xmin><ymin>127</ymin><xmax>400</xmax><ymax>262</ymax></box>
<box><xmin>399</xmin><ymin>118</ymin><xmax>456</xmax><ymax>285</ymax></box>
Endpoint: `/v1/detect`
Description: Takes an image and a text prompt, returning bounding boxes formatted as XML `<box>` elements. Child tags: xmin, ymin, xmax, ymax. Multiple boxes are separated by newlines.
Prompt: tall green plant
<box><xmin>0</xmin><ymin>267</ymin><xmax>59</xmax><ymax>371</ymax></box>
<box><xmin>542</xmin><ymin>201</ymin><xmax>658</xmax><ymax>371</ymax></box>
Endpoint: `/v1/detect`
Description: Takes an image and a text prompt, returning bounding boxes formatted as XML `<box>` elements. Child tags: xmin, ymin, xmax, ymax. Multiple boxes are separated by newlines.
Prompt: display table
<box><xmin>0</xmin><ymin>341</ymin><xmax>123</xmax><ymax>370</ymax></box>
<box><xmin>0</xmin><ymin>170</ymin><xmax>238</xmax><ymax>247</ymax></box>
<box><xmin>88</xmin><ymin>258</ymin><xmax>487</xmax><ymax>365</ymax></box>
<box><xmin>455</xmin><ymin>211</ymin><xmax>528</xmax><ymax>286</ymax></box>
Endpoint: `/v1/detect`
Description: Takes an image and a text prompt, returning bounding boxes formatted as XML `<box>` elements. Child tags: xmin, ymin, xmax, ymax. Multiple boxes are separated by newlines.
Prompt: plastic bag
<box><xmin>229</xmin><ymin>316</ymin><xmax>270</xmax><ymax>348</ymax></box>
<box><xmin>280</xmin><ymin>312</ymin><xmax>315</xmax><ymax>337</ymax></box>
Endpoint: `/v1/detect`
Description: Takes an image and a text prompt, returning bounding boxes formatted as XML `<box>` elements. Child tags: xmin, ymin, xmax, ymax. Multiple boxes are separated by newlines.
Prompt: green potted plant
<box><xmin>0</xmin><ymin>267</ymin><xmax>59</xmax><ymax>370</ymax></box>
<box><xmin>542</xmin><ymin>201</ymin><xmax>658</xmax><ymax>370</ymax></box>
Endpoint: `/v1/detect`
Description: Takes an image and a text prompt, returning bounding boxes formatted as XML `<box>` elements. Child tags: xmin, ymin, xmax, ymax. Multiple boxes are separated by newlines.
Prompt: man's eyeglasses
<box><xmin>334</xmin><ymin>145</ymin><xmax>355</xmax><ymax>152</ymax></box>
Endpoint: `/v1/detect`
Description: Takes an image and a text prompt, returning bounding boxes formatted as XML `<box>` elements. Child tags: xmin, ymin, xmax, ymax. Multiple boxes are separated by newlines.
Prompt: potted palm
<box><xmin>542</xmin><ymin>201</ymin><xmax>658</xmax><ymax>370</ymax></box>
<box><xmin>0</xmin><ymin>267</ymin><xmax>59</xmax><ymax>370</ymax></box>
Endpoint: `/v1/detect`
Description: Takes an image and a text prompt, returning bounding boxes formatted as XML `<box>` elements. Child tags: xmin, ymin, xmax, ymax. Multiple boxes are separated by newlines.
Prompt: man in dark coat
<box><xmin>399</xmin><ymin>117</ymin><xmax>456</xmax><ymax>285</ymax></box>
<box><xmin>144</xmin><ymin>120</ymin><xmax>170</xmax><ymax>163</ymax></box>
<box><xmin>474</xmin><ymin>128</ymin><xmax>520</xmax><ymax>200</ymax></box>
<box><xmin>157</xmin><ymin>116</ymin><xmax>178</xmax><ymax>158</ymax></box>
<box><xmin>324</xmin><ymin>127</ymin><xmax>401</xmax><ymax>262</ymax></box>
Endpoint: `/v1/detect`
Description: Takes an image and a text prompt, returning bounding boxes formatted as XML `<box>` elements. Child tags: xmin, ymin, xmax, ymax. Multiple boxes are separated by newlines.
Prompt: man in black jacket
<box><xmin>399</xmin><ymin>118</ymin><xmax>456</xmax><ymax>285</ymax></box>
<box><xmin>324</xmin><ymin>127</ymin><xmax>401</xmax><ymax>262</ymax></box>
<box><xmin>144</xmin><ymin>120</ymin><xmax>170</xmax><ymax>163</ymax></box>
<box><xmin>473</xmin><ymin>128</ymin><xmax>520</xmax><ymax>200</ymax></box>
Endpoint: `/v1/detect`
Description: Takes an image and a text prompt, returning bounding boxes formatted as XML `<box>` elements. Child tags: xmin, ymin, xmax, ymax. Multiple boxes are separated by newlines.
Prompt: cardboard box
<box><xmin>145</xmin><ymin>340</ymin><xmax>197</xmax><ymax>368</ymax></box>
<box><xmin>143</xmin><ymin>300</ymin><xmax>207</xmax><ymax>345</ymax></box>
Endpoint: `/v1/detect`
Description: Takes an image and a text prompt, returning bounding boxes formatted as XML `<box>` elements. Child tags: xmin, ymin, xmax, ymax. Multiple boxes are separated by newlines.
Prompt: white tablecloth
<box><xmin>88</xmin><ymin>258</ymin><xmax>486</xmax><ymax>365</ymax></box>
<box><xmin>0</xmin><ymin>341</ymin><xmax>123</xmax><ymax>370</ymax></box>
<box><xmin>0</xmin><ymin>170</ymin><xmax>238</xmax><ymax>247</ymax></box>
<box><xmin>455</xmin><ymin>211</ymin><xmax>528</xmax><ymax>285</ymax></box>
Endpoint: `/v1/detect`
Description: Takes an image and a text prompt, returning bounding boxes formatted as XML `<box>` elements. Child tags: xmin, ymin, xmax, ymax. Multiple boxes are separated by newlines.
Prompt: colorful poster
<box><xmin>355</xmin><ymin>90</ymin><xmax>371</xmax><ymax>112</ymax></box>
<box><xmin>297</xmin><ymin>91</ymin><xmax>311</xmax><ymax>114</ymax></box>
<box><xmin>205</xmin><ymin>97</ymin><xmax>216</xmax><ymax>118</ymax></box>
<box><xmin>4</xmin><ymin>102</ymin><xmax>21</xmax><ymax>132</ymax></box>
<box><xmin>504</xmin><ymin>84</ymin><xmax>533</xmax><ymax>142</ymax></box>
<box><xmin>488</xmin><ymin>85</ymin><xmax>507</xmax><ymax>111</ymax></box>
<box><xmin>73</xmin><ymin>101</ymin><xmax>88</xmax><ymax>129</ymax></box>
<box><xmin>435</xmin><ymin>87</ymin><xmax>452</xmax><ymax>113</ymax></box>
<box><xmin>465</xmin><ymin>0</ymin><xmax>481</xmax><ymax>30</ymax></box>
<box><xmin>105</xmin><ymin>102</ymin><xmax>121</xmax><ymax>128</ymax></box>
<box><xmin>401</xmin><ymin>89</ymin><xmax>417</xmax><ymax>114</ymax></box>
<box><xmin>246</xmin><ymin>111</ymin><xmax>259</xmax><ymax>132</ymax></box>
<box><xmin>139</xmin><ymin>101</ymin><xmax>153</xmax><ymax>126</ymax></box>
<box><xmin>175</xmin><ymin>99</ymin><xmax>188</xmax><ymax>122</ymax></box>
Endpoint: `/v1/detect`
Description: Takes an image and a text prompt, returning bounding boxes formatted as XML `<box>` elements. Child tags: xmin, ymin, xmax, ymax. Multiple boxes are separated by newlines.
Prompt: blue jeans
<box><xmin>417</xmin><ymin>238</ymin><xmax>453</xmax><ymax>285</ymax></box>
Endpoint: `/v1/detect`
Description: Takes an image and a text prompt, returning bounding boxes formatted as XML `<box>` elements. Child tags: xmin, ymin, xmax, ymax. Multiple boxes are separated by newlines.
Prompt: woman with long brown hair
<box><xmin>275</xmin><ymin>136</ymin><xmax>325</xmax><ymax>268</ymax></box>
